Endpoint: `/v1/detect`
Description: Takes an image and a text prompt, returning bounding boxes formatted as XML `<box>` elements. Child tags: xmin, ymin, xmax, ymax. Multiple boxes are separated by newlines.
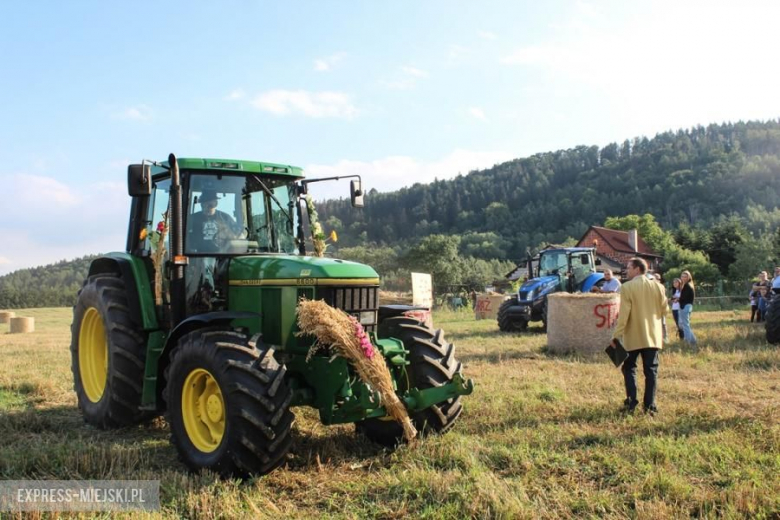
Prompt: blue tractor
<box><xmin>497</xmin><ymin>247</ymin><xmax>605</xmax><ymax>332</ymax></box>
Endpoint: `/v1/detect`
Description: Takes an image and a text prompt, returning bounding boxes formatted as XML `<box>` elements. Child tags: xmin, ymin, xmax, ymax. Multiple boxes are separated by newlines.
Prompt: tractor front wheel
<box><xmin>357</xmin><ymin>316</ymin><xmax>464</xmax><ymax>447</ymax></box>
<box><xmin>164</xmin><ymin>329</ymin><xmax>294</xmax><ymax>476</ymax></box>
<box><xmin>70</xmin><ymin>274</ymin><xmax>149</xmax><ymax>428</ymax></box>
<box><xmin>497</xmin><ymin>298</ymin><xmax>528</xmax><ymax>332</ymax></box>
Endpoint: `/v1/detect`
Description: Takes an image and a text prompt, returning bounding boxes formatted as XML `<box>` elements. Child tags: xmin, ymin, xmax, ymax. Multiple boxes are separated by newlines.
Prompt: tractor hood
<box><xmin>520</xmin><ymin>275</ymin><xmax>559</xmax><ymax>293</ymax></box>
<box><xmin>228</xmin><ymin>255</ymin><xmax>379</xmax><ymax>286</ymax></box>
<box><xmin>518</xmin><ymin>275</ymin><xmax>560</xmax><ymax>302</ymax></box>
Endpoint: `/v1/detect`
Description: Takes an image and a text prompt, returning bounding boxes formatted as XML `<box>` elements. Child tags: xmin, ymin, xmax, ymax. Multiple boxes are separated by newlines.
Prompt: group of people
<box><xmin>592</xmin><ymin>261</ymin><xmax>698</xmax><ymax>416</ymax></box>
<box><xmin>749</xmin><ymin>267</ymin><xmax>780</xmax><ymax>322</ymax></box>
<box><xmin>593</xmin><ymin>268</ymin><xmax>698</xmax><ymax>347</ymax></box>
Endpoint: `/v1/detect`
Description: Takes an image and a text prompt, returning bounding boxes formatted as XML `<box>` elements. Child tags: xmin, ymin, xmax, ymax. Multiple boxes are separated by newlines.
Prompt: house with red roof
<box><xmin>576</xmin><ymin>226</ymin><xmax>662</xmax><ymax>273</ymax></box>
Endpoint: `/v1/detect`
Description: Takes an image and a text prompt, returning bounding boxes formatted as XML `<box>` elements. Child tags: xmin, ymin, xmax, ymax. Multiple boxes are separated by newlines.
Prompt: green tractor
<box><xmin>71</xmin><ymin>154</ymin><xmax>473</xmax><ymax>476</ymax></box>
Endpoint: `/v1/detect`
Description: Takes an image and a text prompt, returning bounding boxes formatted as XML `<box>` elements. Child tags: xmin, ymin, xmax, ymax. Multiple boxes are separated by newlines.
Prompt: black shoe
<box><xmin>623</xmin><ymin>398</ymin><xmax>639</xmax><ymax>414</ymax></box>
<box><xmin>644</xmin><ymin>405</ymin><xmax>658</xmax><ymax>416</ymax></box>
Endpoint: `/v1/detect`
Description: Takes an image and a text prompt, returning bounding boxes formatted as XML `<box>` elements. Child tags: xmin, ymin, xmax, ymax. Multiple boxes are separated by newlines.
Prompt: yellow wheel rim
<box><xmin>78</xmin><ymin>307</ymin><xmax>108</xmax><ymax>403</ymax></box>
<box><xmin>182</xmin><ymin>368</ymin><xmax>226</xmax><ymax>453</ymax></box>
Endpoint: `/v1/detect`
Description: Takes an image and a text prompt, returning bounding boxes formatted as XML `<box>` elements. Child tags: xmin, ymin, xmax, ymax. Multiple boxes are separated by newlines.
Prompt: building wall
<box><xmin>578</xmin><ymin>229</ymin><xmax>660</xmax><ymax>271</ymax></box>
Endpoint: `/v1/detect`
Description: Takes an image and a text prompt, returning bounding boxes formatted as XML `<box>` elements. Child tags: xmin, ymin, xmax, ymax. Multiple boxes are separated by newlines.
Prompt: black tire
<box><xmin>497</xmin><ymin>298</ymin><xmax>528</xmax><ymax>332</ymax></box>
<box><xmin>164</xmin><ymin>329</ymin><xmax>294</xmax><ymax>476</ymax></box>
<box><xmin>765</xmin><ymin>298</ymin><xmax>780</xmax><ymax>344</ymax></box>
<box><xmin>70</xmin><ymin>274</ymin><xmax>149</xmax><ymax>428</ymax></box>
<box><xmin>356</xmin><ymin>316</ymin><xmax>464</xmax><ymax>447</ymax></box>
<box><xmin>541</xmin><ymin>297</ymin><xmax>548</xmax><ymax>333</ymax></box>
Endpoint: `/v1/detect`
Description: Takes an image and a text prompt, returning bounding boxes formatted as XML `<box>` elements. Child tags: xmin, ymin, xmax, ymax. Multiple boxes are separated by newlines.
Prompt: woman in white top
<box><xmin>671</xmin><ymin>278</ymin><xmax>683</xmax><ymax>340</ymax></box>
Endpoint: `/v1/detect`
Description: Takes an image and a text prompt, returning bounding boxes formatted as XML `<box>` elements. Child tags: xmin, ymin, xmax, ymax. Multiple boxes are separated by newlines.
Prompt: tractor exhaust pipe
<box><xmin>169</xmin><ymin>153</ymin><xmax>185</xmax><ymax>325</ymax></box>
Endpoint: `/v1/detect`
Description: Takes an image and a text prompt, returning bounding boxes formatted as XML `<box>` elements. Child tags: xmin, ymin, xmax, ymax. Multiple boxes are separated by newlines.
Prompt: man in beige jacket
<box><xmin>610</xmin><ymin>257</ymin><xmax>668</xmax><ymax>415</ymax></box>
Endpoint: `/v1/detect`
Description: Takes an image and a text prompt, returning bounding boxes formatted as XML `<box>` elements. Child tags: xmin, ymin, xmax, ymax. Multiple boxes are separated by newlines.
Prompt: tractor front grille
<box><xmin>321</xmin><ymin>286</ymin><xmax>379</xmax><ymax>332</ymax></box>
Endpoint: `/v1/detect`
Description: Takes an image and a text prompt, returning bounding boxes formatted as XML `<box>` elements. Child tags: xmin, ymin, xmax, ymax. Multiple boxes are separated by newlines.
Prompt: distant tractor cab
<box><xmin>70</xmin><ymin>154</ymin><xmax>473</xmax><ymax>477</ymax></box>
<box><xmin>497</xmin><ymin>247</ymin><xmax>604</xmax><ymax>332</ymax></box>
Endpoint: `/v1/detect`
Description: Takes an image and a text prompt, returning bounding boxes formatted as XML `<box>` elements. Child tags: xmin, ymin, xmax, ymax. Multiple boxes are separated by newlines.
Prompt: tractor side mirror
<box><xmin>595</xmin><ymin>258</ymin><xmax>602</xmax><ymax>266</ymax></box>
<box><xmin>127</xmin><ymin>164</ymin><xmax>152</xmax><ymax>196</ymax></box>
<box><xmin>350</xmin><ymin>180</ymin><xmax>364</xmax><ymax>208</ymax></box>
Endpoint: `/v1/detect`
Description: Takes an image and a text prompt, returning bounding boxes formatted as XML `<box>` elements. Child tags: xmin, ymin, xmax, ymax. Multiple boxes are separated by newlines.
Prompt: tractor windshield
<box><xmin>538</xmin><ymin>251</ymin><xmax>568</xmax><ymax>277</ymax></box>
<box><xmin>185</xmin><ymin>173</ymin><xmax>299</xmax><ymax>255</ymax></box>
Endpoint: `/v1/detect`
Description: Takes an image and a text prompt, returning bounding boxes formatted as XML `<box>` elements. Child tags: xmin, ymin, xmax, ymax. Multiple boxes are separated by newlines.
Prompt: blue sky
<box><xmin>1</xmin><ymin>0</ymin><xmax>779</xmax><ymax>275</ymax></box>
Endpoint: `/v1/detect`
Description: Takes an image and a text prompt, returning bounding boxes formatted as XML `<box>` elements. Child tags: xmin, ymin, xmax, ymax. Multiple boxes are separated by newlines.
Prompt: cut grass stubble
<box><xmin>0</xmin><ymin>307</ymin><xmax>777</xmax><ymax>519</ymax></box>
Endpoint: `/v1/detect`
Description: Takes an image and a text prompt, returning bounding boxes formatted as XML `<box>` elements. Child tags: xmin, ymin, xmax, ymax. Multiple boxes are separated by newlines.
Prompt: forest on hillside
<box><xmin>321</xmin><ymin>120</ymin><xmax>780</xmax><ymax>261</ymax></box>
<box><xmin>3</xmin><ymin>120</ymin><xmax>780</xmax><ymax>309</ymax></box>
<box><xmin>0</xmin><ymin>256</ymin><xmax>95</xmax><ymax>309</ymax></box>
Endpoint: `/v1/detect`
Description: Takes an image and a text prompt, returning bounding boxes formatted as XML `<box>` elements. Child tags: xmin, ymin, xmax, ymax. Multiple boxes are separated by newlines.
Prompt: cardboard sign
<box><xmin>411</xmin><ymin>272</ymin><xmax>433</xmax><ymax>308</ymax></box>
<box><xmin>410</xmin><ymin>272</ymin><xmax>433</xmax><ymax>328</ymax></box>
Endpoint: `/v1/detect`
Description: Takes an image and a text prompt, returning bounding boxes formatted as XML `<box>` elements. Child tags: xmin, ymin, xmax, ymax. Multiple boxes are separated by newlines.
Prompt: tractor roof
<box><xmin>541</xmin><ymin>247</ymin><xmax>594</xmax><ymax>254</ymax></box>
<box><xmin>153</xmin><ymin>157</ymin><xmax>305</xmax><ymax>179</ymax></box>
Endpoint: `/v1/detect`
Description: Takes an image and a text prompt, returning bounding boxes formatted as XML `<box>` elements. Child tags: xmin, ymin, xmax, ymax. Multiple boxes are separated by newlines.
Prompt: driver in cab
<box><xmin>187</xmin><ymin>190</ymin><xmax>241</xmax><ymax>253</ymax></box>
<box><xmin>591</xmin><ymin>269</ymin><xmax>622</xmax><ymax>293</ymax></box>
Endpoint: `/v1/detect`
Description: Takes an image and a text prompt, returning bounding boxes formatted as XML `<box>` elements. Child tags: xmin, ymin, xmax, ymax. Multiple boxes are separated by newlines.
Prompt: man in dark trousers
<box><xmin>611</xmin><ymin>257</ymin><xmax>668</xmax><ymax>415</ymax></box>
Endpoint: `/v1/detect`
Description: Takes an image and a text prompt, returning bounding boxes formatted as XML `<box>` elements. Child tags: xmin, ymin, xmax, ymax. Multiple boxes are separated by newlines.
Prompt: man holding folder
<box><xmin>610</xmin><ymin>257</ymin><xmax>668</xmax><ymax>415</ymax></box>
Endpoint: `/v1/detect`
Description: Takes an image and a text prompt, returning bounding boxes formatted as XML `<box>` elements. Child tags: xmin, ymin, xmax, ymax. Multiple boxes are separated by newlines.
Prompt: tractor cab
<box><xmin>498</xmin><ymin>247</ymin><xmax>604</xmax><ymax>332</ymax></box>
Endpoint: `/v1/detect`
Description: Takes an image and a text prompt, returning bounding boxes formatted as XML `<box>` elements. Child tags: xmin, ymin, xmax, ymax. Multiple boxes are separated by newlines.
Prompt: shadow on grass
<box><xmin>459</xmin><ymin>348</ymin><xmax>550</xmax><ymax>364</ymax></box>
<box><xmin>0</xmin><ymin>405</ymin><xmax>174</xmax><ymax>479</ymax></box>
<box><xmin>566</xmin><ymin>413</ymin><xmax>747</xmax><ymax>451</ymax></box>
<box><xmin>285</xmin><ymin>428</ymin><xmax>391</xmax><ymax>472</ymax></box>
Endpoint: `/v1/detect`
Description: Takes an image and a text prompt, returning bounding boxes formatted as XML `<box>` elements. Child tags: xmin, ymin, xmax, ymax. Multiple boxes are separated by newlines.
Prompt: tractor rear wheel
<box><xmin>70</xmin><ymin>274</ymin><xmax>149</xmax><ymax>428</ymax></box>
<box><xmin>356</xmin><ymin>316</ymin><xmax>464</xmax><ymax>447</ymax></box>
<box><xmin>164</xmin><ymin>329</ymin><xmax>294</xmax><ymax>476</ymax></box>
<box><xmin>497</xmin><ymin>298</ymin><xmax>528</xmax><ymax>332</ymax></box>
<box><xmin>765</xmin><ymin>298</ymin><xmax>780</xmax><ymax>344</ymax></box>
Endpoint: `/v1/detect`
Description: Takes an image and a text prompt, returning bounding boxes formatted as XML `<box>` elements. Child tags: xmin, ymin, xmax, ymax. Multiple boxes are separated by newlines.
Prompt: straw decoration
<box><xmin>296</xmin><ymin>298</ymin><xmax>417</xmax><ymax>442</ymax></box>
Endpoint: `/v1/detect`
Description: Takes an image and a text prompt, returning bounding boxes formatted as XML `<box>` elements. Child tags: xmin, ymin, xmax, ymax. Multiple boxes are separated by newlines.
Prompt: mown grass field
<box><xmin>0</xmin><ymin>307</ymin><xmax>778</xmax><ymax>519</ymax></box>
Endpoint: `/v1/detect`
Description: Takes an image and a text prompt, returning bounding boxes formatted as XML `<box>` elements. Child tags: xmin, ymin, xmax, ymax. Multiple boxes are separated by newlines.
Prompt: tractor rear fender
<box><xmin>87</xmin><ymin>253</ymin><xmax>158</xmax><ymax>330</ymax></box>
<box><xmin>580</xmin><ymin>272</ymin><xmax>605</xmax><ymax>293</ymax></box>
<box><xmin>155</xmin><ymin>311</ymin><xmax>262</xmax><ymax>406</ymax></box>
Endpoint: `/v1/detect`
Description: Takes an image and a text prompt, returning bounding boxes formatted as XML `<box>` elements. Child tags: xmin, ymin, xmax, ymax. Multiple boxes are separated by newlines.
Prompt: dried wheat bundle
<box><xmin>296</xmin><ymin>298</ymin><xmax>417</xmax><ymax>442</ymax></box>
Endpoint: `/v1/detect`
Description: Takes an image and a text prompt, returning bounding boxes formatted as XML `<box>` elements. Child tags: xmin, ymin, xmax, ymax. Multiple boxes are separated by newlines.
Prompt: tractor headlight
<box><xmin>358</xmin><ymin>311</ymin><xmax>377</xmax><ymax>326</ymax></box>
<box><xmin>524</xmin><ymin>289</ymin><xmax>535</xmax><ymax>301</ymax></box>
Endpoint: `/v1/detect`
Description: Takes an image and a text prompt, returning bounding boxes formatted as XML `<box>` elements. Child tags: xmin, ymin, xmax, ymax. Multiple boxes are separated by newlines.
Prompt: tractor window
<box><xmin>184</xmin><ymin>173</ymin><xmax>298</xmax><ymax>255</ymax></box>
<box><xmin>539</xmin><ymin>251</ymin><xmax>567</xmax><ymax>277</ymax></box>
<box><xmin>145</xmin><ymin>178</ymin><xmax>171</xmax><ymax>257</ymax></box>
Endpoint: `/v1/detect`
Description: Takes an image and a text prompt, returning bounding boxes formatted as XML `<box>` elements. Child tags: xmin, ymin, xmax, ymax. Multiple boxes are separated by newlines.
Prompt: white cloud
<box><xmin>112</xmin><ymin>104</ymin><xmax>153</xmax><ymax>121</ymax></box>
<box><xmin>500</xmin><ymin>0</ymin><xmax>780</xmax><ymax>133</ymax></box>
<box><xmin>468</xmin><ymin>107</ymin><xmax>487</xmax><ymax>121</ymax></box>
<box><xmin>401</xmin><ymin>66</ymin><xmax>428</xmax><ymax>78</ymax></box>
<box><xmin>478</xmin><ymin>31</ymin><xmax>497</xmax><ymax>41</ymax></box>
<box><xmin>251</xmin><ymin>90</ymin><xmax>358</xmax><ymax>119</ymax></box>
<box><xmin>0</xmin><ymin>171</ymin><xmax>130</xmax><ymax>275</ymax></box>
<box><xmin>381</xmin><ymin>66</ymin><xmax>430</xmax><ymax>90</ymax></box>
<box><xmin>224</xmin><ymin>88</ymin><xmax>246</xmax><ymax>101</ymax></box>
<box><xmin>314</xmin><ymin>52</ymin><xmax>346</xmax><ymax>72</ymax></box>
<box><xmin>305</xmin><ymin>149</ymin><xmax>513</xmax><ymax>201</ymax></box>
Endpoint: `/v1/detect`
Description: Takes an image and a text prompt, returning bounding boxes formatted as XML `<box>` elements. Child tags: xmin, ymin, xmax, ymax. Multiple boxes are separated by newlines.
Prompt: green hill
<box><xmin>320</xmin><ymin>120</ymin><xmax>780</xmax><ymax>260</ymax></box>
<box><xmin>0</xmin><ymin>256</ymin><xmax>97</xmax><ymax>309</ymax></box>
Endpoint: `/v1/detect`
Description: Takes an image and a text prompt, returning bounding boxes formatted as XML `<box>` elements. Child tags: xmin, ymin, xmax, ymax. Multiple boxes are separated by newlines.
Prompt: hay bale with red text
<box><xmin>546</xmin><ymin>292</ymin><xmax>620</xmax><ymax>355</ymax></box>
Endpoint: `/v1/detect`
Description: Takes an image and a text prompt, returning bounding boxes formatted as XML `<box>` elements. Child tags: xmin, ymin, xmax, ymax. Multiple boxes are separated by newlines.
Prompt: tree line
<box><xmin>4</xmin><ymin>120</ymin><xmax>780</xmax><ymax>307</ymax></box>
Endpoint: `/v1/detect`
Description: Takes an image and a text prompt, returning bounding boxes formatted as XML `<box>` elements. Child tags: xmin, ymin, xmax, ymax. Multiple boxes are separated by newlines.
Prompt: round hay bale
<box><xmin>0</xmin><ymin>311</ymin><xmax>15</xmax><ymax>324</ymax></box>
<box><xmin>547</xmin><ymin>292</ymin><xmax>620</xmax><ymax>355</ymax></box>
<box><xmin>9</xmin><ymin>317</ymin><xmax>35</xmax><ymax>334</ymax></box>
<box><xmin>474</xmin><ymin>294</ymin><xmax>509</xmax><ymax>320</ymax></box>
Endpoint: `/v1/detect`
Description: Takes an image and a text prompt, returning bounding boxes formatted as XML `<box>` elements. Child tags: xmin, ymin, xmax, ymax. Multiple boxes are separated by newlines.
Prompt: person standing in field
<box><xmin>753</xmin><ymin>271</ymin><xmax>771</xmax><ymax>322</ymax></box>
<box><xmin>678</xmin><ymin>270</ymin><xmax>697</xmax><ymax>345</ymax></box>
<box><xmin>671</xmin><ymin>278</ymin><xmax>684</xmax><ymax>339</ymax></box>
<box><xmin>611</xmin><ymin>257</ymin><xmax>668</xmax><ymax>415</ymax></box>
